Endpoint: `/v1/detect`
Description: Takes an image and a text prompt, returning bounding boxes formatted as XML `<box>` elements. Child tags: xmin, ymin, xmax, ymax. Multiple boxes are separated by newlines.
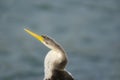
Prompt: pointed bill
<box><xmin>24</xmin><ymin>28</ymin><xmax>44</xmax><ymax>42</ymax></box>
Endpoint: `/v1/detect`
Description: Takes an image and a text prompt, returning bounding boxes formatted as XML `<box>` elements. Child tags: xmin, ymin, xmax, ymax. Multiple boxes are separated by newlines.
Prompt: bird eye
<box><xmin>41</xmin><ymin>35</ymin><xmax>49</xmax><ymax>44</ymax></box>
<box><xmin>41</xmin><ymin>35</ymin><xmax>45</xmax><ymax>38</ymax></box>
<box><xmin>41</xmin><ymin>35</ymin><xmax>48</xmax><ymax>39</ymax></box>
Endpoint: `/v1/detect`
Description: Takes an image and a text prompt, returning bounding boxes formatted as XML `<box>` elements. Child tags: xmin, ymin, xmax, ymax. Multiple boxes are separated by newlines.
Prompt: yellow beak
<box><xmin>24</xmin><ymin>28</ymin><xmax>44</xmax><ymax>42</ymax></box>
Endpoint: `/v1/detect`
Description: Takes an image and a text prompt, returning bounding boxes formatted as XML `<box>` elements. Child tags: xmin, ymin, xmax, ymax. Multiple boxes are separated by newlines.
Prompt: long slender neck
<box><xmin>43</xmin><ymin>39</ymin><xmax>67</xmax><ymax>56</ymax></box>
<box><xmin>53</xmin><ymin>42</ymin><xmax>66</xmax><ymax>54</ymax></box>
<box><xmin>53</xmin><ymin>43</ymin><xmax>68</xmax><ymax>65</ymax></box>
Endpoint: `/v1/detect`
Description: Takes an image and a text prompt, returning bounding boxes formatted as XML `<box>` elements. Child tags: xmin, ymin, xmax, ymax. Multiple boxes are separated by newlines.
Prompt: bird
<box><xmin>24</xmin><ymin>28</ymin><xmax>74</xmax><ymax>80</ymax></box>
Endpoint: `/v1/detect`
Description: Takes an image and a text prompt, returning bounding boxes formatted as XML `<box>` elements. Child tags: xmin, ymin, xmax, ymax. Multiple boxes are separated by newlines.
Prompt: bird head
<box><xmin>24</xmin><ymin>28</ymin><xmax>60</xmax><ymax>50</ymax></box>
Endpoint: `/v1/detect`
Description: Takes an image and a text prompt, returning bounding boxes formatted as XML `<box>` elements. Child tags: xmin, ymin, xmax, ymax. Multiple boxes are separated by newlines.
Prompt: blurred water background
<box><xmin>0</xmin><ymin>0</ymin><xmax>120</xmax><ymax>80</ymax></box>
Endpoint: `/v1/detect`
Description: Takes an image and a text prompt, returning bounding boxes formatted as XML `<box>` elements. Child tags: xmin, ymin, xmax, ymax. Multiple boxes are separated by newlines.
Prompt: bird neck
<box><xmin>53</xmin><ymin>43</ymin><xmax>65</xmax><ymax>54</ymax></box>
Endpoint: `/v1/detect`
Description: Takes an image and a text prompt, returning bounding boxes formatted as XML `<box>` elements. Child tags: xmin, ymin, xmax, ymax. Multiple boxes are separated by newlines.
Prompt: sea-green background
<box><xmin>0</xmin><ymin>0</ymin><xmax>120</xmax><ymax>80</ymax></box>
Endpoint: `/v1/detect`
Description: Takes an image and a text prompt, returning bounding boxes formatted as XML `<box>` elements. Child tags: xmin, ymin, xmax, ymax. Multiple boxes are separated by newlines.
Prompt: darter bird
<box><xmin>24</xmin><ymin>28</ymin><xmax>74</xmax><ymax>80</ymax></box>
